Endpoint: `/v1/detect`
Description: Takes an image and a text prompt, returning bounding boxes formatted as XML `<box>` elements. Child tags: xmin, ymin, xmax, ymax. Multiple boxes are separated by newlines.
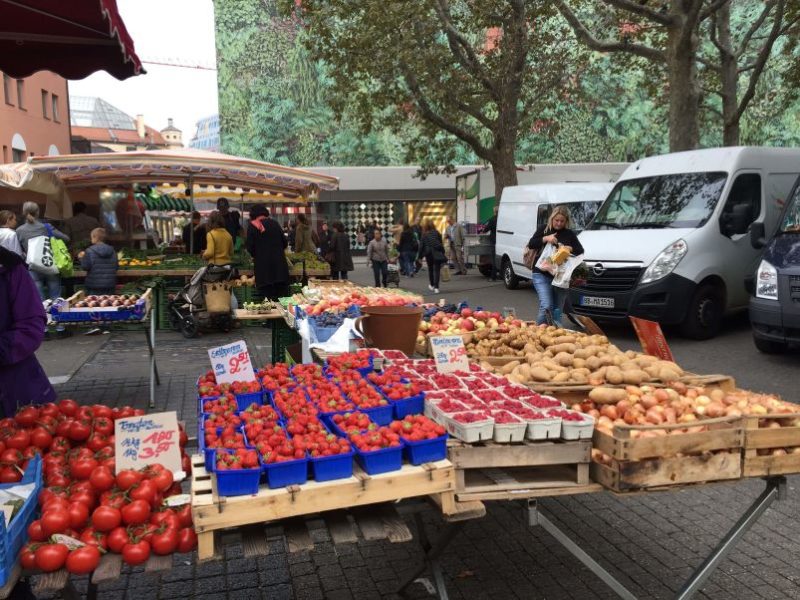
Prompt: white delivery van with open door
<box><xmin>495</xmin><ymin>183</ymin><xmax>614</xmax><ymax>289</ymax></box>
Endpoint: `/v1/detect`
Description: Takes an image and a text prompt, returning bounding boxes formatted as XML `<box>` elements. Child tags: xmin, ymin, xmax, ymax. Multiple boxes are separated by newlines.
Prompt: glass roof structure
<box><xmin>69</xmin><ymin>96</ymin><xmax>135</xmax><ymax>129</ymax></box>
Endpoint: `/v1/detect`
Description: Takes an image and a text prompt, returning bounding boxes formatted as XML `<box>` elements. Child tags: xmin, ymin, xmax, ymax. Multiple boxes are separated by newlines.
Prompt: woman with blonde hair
<box><xmin>526</xmin><ymin>206</ymin><xmax>584</xmax><ymax>325</ymax></box>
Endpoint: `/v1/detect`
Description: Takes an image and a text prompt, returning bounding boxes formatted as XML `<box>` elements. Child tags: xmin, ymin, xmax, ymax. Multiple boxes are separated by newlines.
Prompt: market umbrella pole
<box><xmin>189</xmin><ymin>175</ymin><xmax>195</xmax><ymax>255</ymax></box>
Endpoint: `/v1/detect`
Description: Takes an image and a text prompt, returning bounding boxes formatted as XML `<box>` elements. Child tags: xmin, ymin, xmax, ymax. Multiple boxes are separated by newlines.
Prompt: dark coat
<box><xmin>332</xmin><ymin>232</ymin><xmax>354</xmax><ymax>272</ymax></box>
<box><xmin>246</xmin><ymin>218</ymin><xmax>290</xmax><ymax>286</ymax></box>
<box><xmin>399</xmin><ymin>230</ymin><xmax>417</xmax><ymax>253</ymax></box>
<box><xmin>527</xmin><ymin>224</ymin><xmax>584</xmax><ymax>276</ymax></box>
<box><xmin>80</xmin><ymin>242</ymin><xmax>118</xmax><ymax>292</ymax></box>
<box><xmin>182</xmin><ymin>222</ymin><xmax>207</xmax><ymax>254</ymax></box>
<box><xmin>418</xmin><ymin>230</ymin><xmax>446</xmax><ymax>263</ymax></box>
<box><xmin>318</xmin><ymin>229</ymin><xmax>334</xmax><ymax>255</ymax></box>
<box><xmin>0</xmin><ymin>250</ymin><xmax>56</xmax><ymax>415</ymax></box>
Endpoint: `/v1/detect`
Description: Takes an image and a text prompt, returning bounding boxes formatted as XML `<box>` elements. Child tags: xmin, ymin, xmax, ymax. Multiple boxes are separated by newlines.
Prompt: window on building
<box><xmin>41</xmin><ymin>90</ymin><xmax>49</xmax><ymax>119</ymax></box>
<box><xmin>12</xmin><ymin>148</ymin><xmax>25</xmax><ymax>162</ymax></box>
<box><xmin>16</xmin><ymin>79</ymin><xmax>24</xmax><ymax>110</ymax></box>
<box><xmin>2</xmin><ymin>75</ymin><xmax>12</xmax><ymax>105</ymax></box>
<box><xmin>52</xmin><ymin>94</ymin><xmax>60</xmax><ymax>122</ymax></box>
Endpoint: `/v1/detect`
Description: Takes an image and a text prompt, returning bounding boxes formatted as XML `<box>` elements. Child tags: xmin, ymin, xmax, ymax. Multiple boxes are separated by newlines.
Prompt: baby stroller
<box><xmin>167</xmin><ymin>264</ymin><xmax>238</xmax><ymax>338</ymax></box>
<box><xmin>386</xmin><ymin>259</ymin><xmax>401</xmax><ymax>288</ymax></box>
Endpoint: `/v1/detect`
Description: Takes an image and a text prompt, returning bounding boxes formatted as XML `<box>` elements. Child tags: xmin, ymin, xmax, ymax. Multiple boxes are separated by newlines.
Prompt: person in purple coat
<box><xmin>0</xmin><ymin>246</ymin><xmax>56</xmax><ymax>416</ymax></box>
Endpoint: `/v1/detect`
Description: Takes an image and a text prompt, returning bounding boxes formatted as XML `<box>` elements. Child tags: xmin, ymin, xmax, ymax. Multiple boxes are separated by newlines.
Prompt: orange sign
<box><xmin>629</xmin><ymin>317</ymin><xmax>674</xmax><ymax>362</ymax></box>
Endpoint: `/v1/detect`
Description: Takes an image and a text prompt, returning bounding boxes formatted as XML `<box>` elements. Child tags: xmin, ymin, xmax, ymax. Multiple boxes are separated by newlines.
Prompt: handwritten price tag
<box><xmin>115</xmin><ymin>411</ymin><xmax>182</xmax><ymax>474</ymax></box>
<box><xmin>430</xmin><ymin>335</ymin><xmax>469</xmax><ymax>374</ymax></box>
<box><xmin>208</xmin><ymin>340</ymin><xmax>256</xmax><ymax>384</ymax></box>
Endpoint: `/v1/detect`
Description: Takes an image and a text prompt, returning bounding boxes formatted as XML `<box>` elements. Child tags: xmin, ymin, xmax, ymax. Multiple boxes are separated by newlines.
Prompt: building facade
<box><xmin>70</xmin><ymin>96</ymin><xmax>170</xmax><ymax>153</ymax></box>
<box><xmin>189</xmin><ymin>114</ymin><xmax>220</xmax><ymax>152</ymax></box>
<box><xmin>160</xmin><ymin>118</ymin><xmax>183</xmax><ymax>149</ymax></box>
<box><xmin>1</xmin><ymin>70</ymin><xmax>71</xmax><ymax>162</ymax></box>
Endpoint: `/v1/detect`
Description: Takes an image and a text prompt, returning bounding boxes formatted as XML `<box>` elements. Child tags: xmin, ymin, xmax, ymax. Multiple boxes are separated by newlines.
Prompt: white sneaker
<box><xmin>428</xmin><ymin>285</ymin><xmax>434</xmax><ymax>291</ymax></box>
<box><xmin>433</xmin><ymin>288</ymin><xmax>439</xmax><ymax>294</ymax></box>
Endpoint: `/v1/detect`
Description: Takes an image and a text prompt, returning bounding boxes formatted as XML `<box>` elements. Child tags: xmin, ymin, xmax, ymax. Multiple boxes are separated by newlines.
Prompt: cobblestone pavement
<box><xmin>39</xmin><ymin>328</ymin><xmax>800</xmax><ymax>600</ymax></box>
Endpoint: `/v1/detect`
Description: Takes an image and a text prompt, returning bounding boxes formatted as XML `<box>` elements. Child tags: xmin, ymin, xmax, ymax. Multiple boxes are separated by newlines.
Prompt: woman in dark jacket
<box><xmin>246</xmin><ymin>205</ymin><xmax>290</xmax><ymax>300</ymax></box>
<box><xmin>417</xmin><ymin>219</ymin><xmax>446</xmax><ymax>294</ymax></box>
<box><xmin>526</xmin><ymin>206</ymin><xmax>584</xmax><ymax>326</ymax></box>
<box><xmin>331</xmin><ymin>222</ymin><xmax>354</xmax><ymax>280</ymax></box>
<box><xmin>398</xmin><ymin>224</ymin><xmax>417</xmax><ymax>277</ymax></box>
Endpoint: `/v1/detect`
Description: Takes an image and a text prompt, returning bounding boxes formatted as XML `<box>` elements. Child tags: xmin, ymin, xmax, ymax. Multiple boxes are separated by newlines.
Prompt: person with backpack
<box><xmin>398</xmin><ymin>223</ymin><xmax>417</xmax><ymax>277</ymax></box>
<box><xmin>15</xmin><ymin>202</ymin><xmax>70</xmax><ymax>301</ymax></box>
<box><xmin>246</xmin><ymin>205</ymin><xmax>290</xmax><ymax>300</ymax></box>
<box><xmin>417</xmin><ymin>219</ymin><xmax>447</xmax><ymax>294</ymax></box>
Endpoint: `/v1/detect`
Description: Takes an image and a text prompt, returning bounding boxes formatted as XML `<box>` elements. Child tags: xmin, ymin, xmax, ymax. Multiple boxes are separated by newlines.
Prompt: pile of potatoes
<box><xmin>476</xmin><ymin>326</ymin><xmax>684</xmax><ymax>386</ymax></box>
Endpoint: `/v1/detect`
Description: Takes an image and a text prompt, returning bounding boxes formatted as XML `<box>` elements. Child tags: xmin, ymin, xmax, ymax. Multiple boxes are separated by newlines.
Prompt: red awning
<box><xmin>0</xmin><ymin>0</ymin><xmax>144</xmax><ymax>80</ymax></box>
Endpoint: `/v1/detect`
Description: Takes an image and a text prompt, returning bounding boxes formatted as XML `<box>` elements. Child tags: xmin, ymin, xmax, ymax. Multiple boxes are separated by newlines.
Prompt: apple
<box><xmin>459</xmin><ymin>319</ymin><xmax>475</xmax><ymax>332</ymax></box>
<box><xmin>460</xmin><ymin>308</ymin><xmax>473</xmax><ymax>318</ymax></box>
<box><xmin>487</xmin><ymin>318</ymin><xmax>499</xmax><ymax>329</ymax></box>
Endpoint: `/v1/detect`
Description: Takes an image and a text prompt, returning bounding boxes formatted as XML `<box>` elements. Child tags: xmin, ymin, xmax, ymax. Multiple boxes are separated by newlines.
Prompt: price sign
<box><xmin>629</xmin><ymin>317</ymin><xmax>674</xmax><ymax>361</ymax></box>
<box><xmin>115</xmin><ymin>411</ymin><xmax>182</xmax><ymax>474</ymax></box>
<box><xmin>430</xmin><ymin>335</ymin><xmax>469</xmax><ymax>374</ymax></box>
<box><xmin>208</xmin><ymin>339</ymin><xmax>256</xmax><ymax>384</ymax></box>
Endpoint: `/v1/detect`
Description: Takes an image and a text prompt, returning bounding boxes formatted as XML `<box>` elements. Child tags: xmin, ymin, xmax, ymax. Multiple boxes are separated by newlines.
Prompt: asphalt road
<box><xmin>349</xmin><ymin>262</ymin><xmax>800</xmax><ymax>402</ymax></box>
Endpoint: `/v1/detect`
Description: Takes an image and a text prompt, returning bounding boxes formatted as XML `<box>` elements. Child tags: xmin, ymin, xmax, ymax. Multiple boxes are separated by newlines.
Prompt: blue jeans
<box><xmin>532</xmin><ymin>272</ymin><xmax>566</xmax><ymax>325</ymax></box>
<box><xmin>30</xmin><ymin>270</ymin><xmax>61</xmax><ymax>301</ymax></box>
<box><xmin>400</xmin><ymin>251</ymin><xmax>415</xmax><ymax>276</ymax></box>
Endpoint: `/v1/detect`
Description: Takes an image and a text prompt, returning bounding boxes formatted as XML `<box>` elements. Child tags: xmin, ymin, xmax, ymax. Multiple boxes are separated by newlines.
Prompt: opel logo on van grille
<box><xmin>591</xmin><ymin>263</ymin><xmax>606</xmax><ymax>277</ymax></box>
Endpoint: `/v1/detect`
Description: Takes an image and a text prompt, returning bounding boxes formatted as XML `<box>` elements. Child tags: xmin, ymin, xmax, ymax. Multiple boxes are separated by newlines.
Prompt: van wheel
<box><xmin>502</xmin><ymin>259</ymin><xmax>519</xmax><ymax>290</ymax></box>
<box><xmin>679</xmin><ymin>283</ymin><xmax>724</xmax><ymax>340</ymax></box>
<box><xmin>753</xmin><ymin>336</ymin><xmax>787</xmax><ymax>354</ymax></box>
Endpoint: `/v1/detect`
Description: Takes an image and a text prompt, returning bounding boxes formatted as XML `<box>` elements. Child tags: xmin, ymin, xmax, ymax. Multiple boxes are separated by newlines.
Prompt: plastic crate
<box><xmin>392</xmin><ymin>393</ymin><xmax>425</xmax><ymax>419</ymax></box>
<box><xmin>402</xmin><ymin>435</ymin><xmax>448</xmax><ymax>465</ymax></box>
<box><xmin>309</xmin><ymin>450</ymin><xmax>355</xmax><ymax>482</ymax></box>
<box><xmin>211</xmin><ymin>450</ymin><xmax>261</xmax><ymax>496</ymax></box>
<box><xmin>561</xmin><ymin>412</ymin><xmax>595</xmax><ymax>440</ymax></box>
<box><xmin>262</xmin><ymin>456</ymin><xmax>309</xmax><ymax>489</ymax></box>
<box><xmin>359</xmin><ymin>404</ymin><xmax>393</xmax><ymax>426</ymax></box>
<box><xmin>355</xmin><ymin>444</ymin><xmax>403</xmax><ymax>475</ymax></box>
<box><xmin>0</xmin><ymin>455</ymin><xmax>42</xmax><ymax>587</ymax></box>
<box><xmin>199</xmin><ymin>419</ymin><xmax>250</xmax><ymax>472</ymax></box>
<box><xmin>234</xmin><ymin>389</ymin><xmax>264</xmax><ymax>412</ymax></box>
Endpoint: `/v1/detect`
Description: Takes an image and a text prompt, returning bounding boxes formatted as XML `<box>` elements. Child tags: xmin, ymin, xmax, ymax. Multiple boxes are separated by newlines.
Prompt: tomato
<box><xmin>121</xmin><ymin>499</ymin><xmax>150</xmax><ymax>525</ymax></box>
<box><xmin>100</xmin><ymin>491</ymin><xmax>126</xmax><ymax>510</ymax></box>
<box><xmin>166</xmin><ymin>482</ymin><xmax>182</xmax><ymax>498</ymax></box>
<box><xmin>116</xmin><ymin>469</ymin><xmax>143</xmax><ymax>491</ymax></box>
<box><xmin>67</xmin><ymin>502</ymin><xmax>90</xmax><ymax>529</ymax></box>
<box><xmin>151</xmin><ymin>527</ymin><xmax>178</xmax><ymax>555</ymax></box>
<box><xmin>22</xmin><ymin>447</ymin><xmax>40</xmax><ymax>460</ymax></box>
<box><xmin>95</xmin><ymin>445</ymin><xmax>114</xmax><ymax>461</ymax></box>
<box><xmin>86</xmin><ymin>433</ymin><xmax>108</xmax><ymax>452</ymax></box>
<box><xmin>58</xmin><ymin>399</ymin><xmax>79</xmax><ymax>417</ymax></box>
<box><xmin>151</xmin><ymin>510</ymin><xmax>180</xmax><ymax>531</ymax></box>
<box><xmin>50</xmin><ymin>436</ymin><xmax>71</xmax><ymax>453</ymax></box>
<box><xmin>176</xmin><ymin>527</ymin><xmax>198</xmax><ymax>553</ymax></box>
<box><xmin>42</xmin><ymin>496</ymin><xmax>70</xmax><ymax>514</ymax></box>
<box><xmin>20</xmin><ymin>544</ymin><xmax>38</xmax><ymax>570</ymax></box>
<box><xmin>30</xmin><ymin>427</ymin><xmax>53</xmax><ymax>450</ymax></box>
<box><xmin>39</xmin><ymin>404</ymin><xmax>60</xmax><ymax>420</ymax></box>
<box><xmin>89</xmin><ymin>466</ymin><xmax>115</xmax><ymax>492</ymax></box>
<box><xmin>122</xmin><ymin>540</ymin><xmax>150</xmax><ymax>566</ymax></box>
<box><xmin>55</xmin><ymin>420</ymin><xmax>72</xmax><ymax>438</ymax></box>
<box><xmin>181</xmin><ymin>454</ymin><xmax>192</xmax><ymax>476</ymax></box>
<box><xmin>107</xmin><ymin>527</ymin><xmax>129</xmax><ymax>553</ymax></box>
<box><xmin>35</xmin><ymin>543</ymin><xmax>69</xmax><ymax>572</ymax></box>
<box><xmin>91</xmin><ymin>506</ymin><xmax>122</xmax><ymax>532</ymax></box>
<box><xmin>6</xmin><ymin>431</ymin><xmax>30</xmax><ymax>451</ymax></box>
<box><xmin>92</xmin><ymin>417</ymin><xmax>114</xmax><ymax>436</ymax></box>
<box><xmin>175</xmin><ymin>504</ymin><xmax>193</xmax><ymax>528</ymax></box>
<box><xmin>14</xmin><ymin>406</ymin><xmax>39</xmax><ymax>428</ymax></box>
<box><xmin>70</xmin><ymin>457</ymin><xmax>98</xmax><ymax>480</ymax></box>
<box><xmin>27</xmin><ymin>520</ymin><xmax>46</xmax><ymax>542</ymax></box>
<box><xmin>93</xmin><ymin>405</ymin><xmax>113</xmax><ymax>420</ymax></box>
<box><xmin>40</xmin><ymin>509</ymin><xmax>71</xmax><ymax>536</ymax></box>
<box><xmin>129</xmin><ymin>479</ymin><xmax>157</xmax><ymax>507</ymax></box>
<box><xmin>77</xmin><ymin>406</ymin><xmax>94</xmax><ymax>421</ymax></box>
<box><xmin>68</xmin><ymin>420</ymin><xmax>91</xmax><ymax>442</ymax></box>
<box><xmin>151</xmin><ymin>469</ymin><xmax>173</xmax><ymax>493</ymax></box>
<box><xmin>0</xmin><ymin>466</ymin><xmax>21</xmax><ymax>483</ymax></box>
<box><xmin>45</xmin><ymin>472</ymin><xmax>70</xmax><ymax>488</ymax></box>
<box><xmin>65</xmin><ymin>545</ymin><xmax>101</xmax><ymax>575</ymax></box>
<box><xmin>79</xmin><ymin>527</ymin><xmax>108</xmax><ymax>551</ymax></box>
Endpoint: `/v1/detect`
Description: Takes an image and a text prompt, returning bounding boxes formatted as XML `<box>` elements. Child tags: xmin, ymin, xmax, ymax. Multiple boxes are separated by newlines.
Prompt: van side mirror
<box><xmin>749</xmin><ymin>222</ymin><xmax>766</xmax><ymax>249</ymax></box>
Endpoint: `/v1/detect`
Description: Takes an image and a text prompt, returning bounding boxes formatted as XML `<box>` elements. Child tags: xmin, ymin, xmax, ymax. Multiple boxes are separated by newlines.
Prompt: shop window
<box><xmin>41</xmin><ymin>90</ymin><xmax>49</xmax><ymax>119</ymax></box>
<box><xmin>2</xmin><ymin>75</ymin><xmax>12</xmax><ymax>105</ymax></box>
<box><xmin>52</xmin><ymin>94</ymin><xmax>60</xmax><ymax>122</ymax></box>
<box><xmin>16</xmin><ymin>80</ymin><xmax>24</xmax><ymax>110</ymax></box>
<box><xmin>12</xmin><ymin>148</ymin><xmax>25</xmax><ymax>162</ymax></box>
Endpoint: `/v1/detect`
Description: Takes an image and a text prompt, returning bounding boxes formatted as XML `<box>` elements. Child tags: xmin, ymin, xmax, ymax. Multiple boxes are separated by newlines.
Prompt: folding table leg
<box><xmin>396</xmin><ymin>513</ymin><xmax>462</xmax><ymax>599</ymax></box>
<box><xmin>144</xmin><ymin>316</ymin><xmax>160</xmax><ymax>408</ymax></box>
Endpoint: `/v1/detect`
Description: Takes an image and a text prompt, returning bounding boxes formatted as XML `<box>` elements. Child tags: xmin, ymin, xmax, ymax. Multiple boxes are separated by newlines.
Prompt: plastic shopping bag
<box><xmin>26</xmin><ymin>235</ymin><xmax>59</xmax><ymax>275</ymax></box>
<box><xmin>552</xmin><ymin>254</ymin><xmax>584</xmax><ymax>289</ymax></box>
<box><xmin>535</xmin><ymin>243</ymin><xmax>557</xmax><ymax>275</ymax></box>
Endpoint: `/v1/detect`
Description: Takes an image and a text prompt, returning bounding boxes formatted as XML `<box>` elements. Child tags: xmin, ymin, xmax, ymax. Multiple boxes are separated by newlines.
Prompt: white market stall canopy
<box><xmin>0</xmin><ymin>160</ymin><xmax>73</xmax><ymax>219</ymax></box>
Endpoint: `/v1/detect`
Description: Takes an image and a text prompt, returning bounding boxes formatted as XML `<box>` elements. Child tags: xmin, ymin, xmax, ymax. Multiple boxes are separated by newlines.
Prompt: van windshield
<box><xmin>588</xmin><ymin>172</ymin><xmax>727</xmax><ymax>230</ymax></box>
<box><xmin>560</xmin><ymin>201</ymin><xmax>601</xmax><ymax>231</ymax></box>
<box><xmin>780</xmin><ymin>182</ymin><xmax>800</xmax><ymax>233</ymax></box>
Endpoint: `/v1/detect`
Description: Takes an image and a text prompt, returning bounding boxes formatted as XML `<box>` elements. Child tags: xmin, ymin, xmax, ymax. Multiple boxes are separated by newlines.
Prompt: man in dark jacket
<box><xmin>246</xmin><ymin>205</ymin><xmax>290</xmax><ymax>300</ymax></box>
<box><xmin>0</xmin><ymin>246</ymin><xmax>56</xmax><ymax>416</ymax></box>
<box><xmin>79</xmin><ymin>228</ymin><xmax>118</xmax><ymax>295</ymax></box>
<box><xmin>182</xmin><ymin>211</ymin><xmax>206</xmax><ymax>254</ymax></box>
<box><xmin>217</xmin><ymin>198</ymin><xmax>242</xmax><ymax>247</ymax></box>
<box><xmin>483</xmin><ymin>205</ymin><xmax>499</xmax><ymax>281</ymax></box>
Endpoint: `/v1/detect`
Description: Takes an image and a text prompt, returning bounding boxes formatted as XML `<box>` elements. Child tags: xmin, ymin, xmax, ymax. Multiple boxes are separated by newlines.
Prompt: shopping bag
<box><xmin>440</xmin><ymin>265</ymin><xmax>451</xmax><ymax>282</ymax></box>
<box><xmin>552</xmin><ymin>254</ymin><xmax>584</xmax><ymax>288</ymax></box>
<box><xmin>51</xmin><ymin>237</ymin><xmax>73</xmax><ymax>277</ymax></box>
<box><xmin>26</xmin><ymin>235</ymin><xmax>58</xmax><ymax>275</ymax></box>
<box><xmin>522</xmin><ymin>245</ymin><xmax>538</xmax><ymax>270</ymax></box>
<box><xmin>534</xmin><ymin>243</ymin><xmax>557</xmax><ymax>275</ymax></box>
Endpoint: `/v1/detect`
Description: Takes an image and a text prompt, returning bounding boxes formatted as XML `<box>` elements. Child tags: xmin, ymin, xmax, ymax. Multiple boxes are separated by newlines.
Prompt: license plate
<box><xmin>580</xmin><ymin>296</ymin><xmax>615</xmax><ymax>308</ymax></box>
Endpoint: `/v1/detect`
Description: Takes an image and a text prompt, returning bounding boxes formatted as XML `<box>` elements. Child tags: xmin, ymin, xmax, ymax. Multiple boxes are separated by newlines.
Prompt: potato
<box><xmin>541</xmin><ymin>360</ymin><xmax>568</xmax><ymax>373</ymax></box>
<box><xmin>659</xmin><ymin>367</ymin><xmax>681</xmax><ymax>382</ymax></box>
<box><xmin>572</xmin><ymin>357</ymin><xmax>586</xmax><ymax>369</ymax></box>
<box><xmin>585</xmin><ymin>356</ymin><xmax>602</xmax><ymax>371</ymax></box>
<box><xmin>623</xmin><ymin>369</ymin><xmax>649</xmax><ymax>385</ymax></box>
<box><xmin>552</xmin><ymin>372</ymin><xmax>571</xmax><ymax>383</ymax></box>
<box><xmin>500</xmin><ymin>360</ymin><xmax>521</xmax><ymax>375</ymax></box>
<box><xmin>516</xmin><ymin>364</ymin><xmax>531</xmax><ymax>381</ymax></box>
<box><xmin>570</xmin><ymin>371</ymin><xmax>589</xmax><ymax>384</ymax></box>
<box><xmin>605</xmin><ymin>366</ymin><xmax>624</xmax><ymax>385</ymax></box>
<box><xmin>552</xmin><ymin>335</ymin><xmax>576</xmax><ymax>345</ymax></box>
<box><xmin>529</xmin><ymin>366</ymin><xmax>553</xmax><ymax>382</ymax></box>
<box><xmin>549</xmin><ymin>343</ymin><xmax>577</xmax><ymax>355</ymax></box>
<box><xmin>589</xmin><ymin>387</ymin><xmax>629</xmax><ymax>404</ymax></box>
<box><xmin>554</xmin><ymin>352</ymin><xmax>574</xmax><ymax>367</ymax></box>
<box><xmin>480</xmin><ymin>361</ymin><xmax>496</xmax><ymax>373</ymax></box>
<box><xmin>619</xmin><ymin>361</ymin><xmax>641</xmax><ymax>372</ymax></box>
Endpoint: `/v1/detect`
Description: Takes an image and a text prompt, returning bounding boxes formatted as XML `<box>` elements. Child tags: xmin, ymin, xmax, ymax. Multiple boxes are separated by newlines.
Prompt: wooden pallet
<box><xmin>742</xmin><ymin>412</ymin><xmax>800</xmax><ymax>477</ymax></box>
<box><xmin>190</xmin><ymin>455</ymin><xmax>456</xmax><ymax>560</ymax></box>
<box><xmin>591</xmin><ymin>416</ymin><xmax>744</xmax><ymax>493</ymax></box>
<box><xmin>445</xmin><ymin>438</ymin><xmax>601</xmax><ymax>503</ymax></box>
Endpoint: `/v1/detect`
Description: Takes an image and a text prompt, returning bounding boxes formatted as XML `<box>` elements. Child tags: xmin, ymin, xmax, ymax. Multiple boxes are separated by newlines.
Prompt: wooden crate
<box><xmin>742</xmin><ymin>413</ymin><xmax>800</xmax><ymax>477</ymax></box>
<box><xmin>190</xmin><ymin>455</ymin><xmax>455</xmax><ymax>560</ymax></box>
<box><xmin>590</xmin><ymin>416</ymin><xmax>744</xmax><ymax>493</ymax></box>
<box><xmin>445</xmin><ymin>439</ymin><xmax>601</xmax><ymax>503</ymax></box>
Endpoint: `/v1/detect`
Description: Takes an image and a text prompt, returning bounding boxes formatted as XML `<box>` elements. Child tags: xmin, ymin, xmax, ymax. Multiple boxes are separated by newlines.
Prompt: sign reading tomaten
<box><xmin>207</xmin><ymin>339</ymin><xmax>256</xmax><ymax>384</ymax></box>
<box><xmin>115</xmin><ymin>411</ymin><xmax>182</xmax><ymax>474</ymax></box>
<box><xmin>430</xmin><ymin>335</ymin><xmax>469</xmax><ymax>374</ymax></box>
<box><xmin>629</xmin><ymin>317</ymin><xmax>674</xmax><ymax>362</ymax></box>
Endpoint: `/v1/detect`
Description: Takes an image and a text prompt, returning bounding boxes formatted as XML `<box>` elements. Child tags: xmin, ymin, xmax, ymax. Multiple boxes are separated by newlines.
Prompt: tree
<box><xmin>699</xmin><ymin>1</ymin><xmax>800</xmax><ymax>145</ymax></box>
<box><xmin>288</xmin><ymin>0</ymin><xmax>576</xmax><ymax>201</ymax></box>
<box><xmin>556</xmin><ymin>0</ymin><xmax>736</xmax><ymax>152</ymax></box>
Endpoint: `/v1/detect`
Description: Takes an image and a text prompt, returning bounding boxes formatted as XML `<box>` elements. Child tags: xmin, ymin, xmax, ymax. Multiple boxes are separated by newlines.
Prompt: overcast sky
<box><xmin>68</xmin><ymin>0</ymin><xmax>218</xmax><ymax>144</ymax></box>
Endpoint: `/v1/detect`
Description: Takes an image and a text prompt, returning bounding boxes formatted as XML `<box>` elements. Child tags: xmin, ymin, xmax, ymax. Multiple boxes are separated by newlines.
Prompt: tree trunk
<box><xmin>667</xmin><ymin>15</ymin><xmax>700</xmax><ymax>151</ymax></box>
<box><xmin>716</xmin><ymin>4</ymin><xmax>740</xmax><ymax>146</ymax></box>
<box><xmin>490</xmin><ymin>140</ymin><xmax>519</xmax><ymax>204</ymax></box>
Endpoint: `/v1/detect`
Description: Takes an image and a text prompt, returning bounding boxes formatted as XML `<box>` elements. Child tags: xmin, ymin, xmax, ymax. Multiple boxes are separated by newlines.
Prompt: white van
<box><xmin>570</xmin><ymin>147</ymin><xmax>800</xmax><ymax>339</ymax></box>
<box><xmin>495</xmin><ymin>183</ymin><xmax>614</xmax><ymax>289</ymax></box>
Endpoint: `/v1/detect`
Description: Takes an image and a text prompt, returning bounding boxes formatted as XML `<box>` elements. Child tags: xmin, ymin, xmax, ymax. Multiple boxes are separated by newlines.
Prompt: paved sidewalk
<box><xmin>37</xmin><ymin>329</ymin><xmax>800</xmax><ymax>600</ymax></box>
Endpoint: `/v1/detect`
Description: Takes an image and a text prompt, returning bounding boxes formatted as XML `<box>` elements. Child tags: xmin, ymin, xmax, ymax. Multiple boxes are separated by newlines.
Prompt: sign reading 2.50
<box><xmin>208</xmin><ymin>340</ymin><xmax>256</xmax><ymax>384</ymax></box>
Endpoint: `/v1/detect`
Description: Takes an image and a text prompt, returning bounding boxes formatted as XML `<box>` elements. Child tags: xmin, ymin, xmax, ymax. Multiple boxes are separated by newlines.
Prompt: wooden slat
<box><xmin>92</xmin><ymin>553</ymin><xmax>123</xmax><ymax>584</ymax></box>
<box><xmin>461</xmin><ymin>465</ymin><xmax>583</xmax><ymax>495</ymax></box>
<box><xmin>429</xmin><ymin>493</ymin><xmax>487</xmax><ymax>522</ymax></box>
<box><xmin>241</xmin><ymin>524</ymin><xmax>270</xmax><ymax>558</ymax></box>
<box><xmin>746</xmin><ymin>427</ymin><xmax>800</xmax><ymax>450</ymax></box>
<box><xmin>32</xmin><ymin>569</ymin><xmax>69</xmax><ymax>594</ymax></box>
<box><xmin>457</xmin><ymin>483</ymin><xmax>603</xmax><ymax>502</ymax></box>
<box><xmin>352</xmin><ymin>507</ymin><xmax>388</xmax><ymax>541</ymax></box>
<box><xmin>284</xmin><ymin>519</ymin><xmax>314</xmax><ymax>553</ymax></box>
<box><xmin>144</xmin><ymin>554</ymin><xmax>173</xmax><ymax>573</ymax></box>
<box><xmin>375</xmin><ymin>504</ymin><xmax>413</xmax><ymax>543</ymax></box>
<box><xmin>324</xmin><ymin>511</ymin><xmax>358</xmax><ymax>545</ymax></box>
<box><xmin>448</xmin><ymin>439</ymin><xmax>591</xmax><ymax>470</ymax></box>
<box><xmin>743</xmin><ymin>454</ymin><xmax>800</xmax><ymax>477</ymax></box>
<box><xmin>601</xmin><ymin>427</ymin><xmax>744</xmax><ymax>461</ymax></box>
<box><xmin>196</xmin><ymin>531</ymin><xmax>217</xmax><ymax>562</ymax></box>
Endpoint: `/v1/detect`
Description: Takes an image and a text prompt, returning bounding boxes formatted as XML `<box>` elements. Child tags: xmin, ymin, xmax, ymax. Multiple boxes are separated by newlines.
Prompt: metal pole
<box><xmin>189</xmin><ymin>175</ymin><xmax>195</xmax><ymax>254</ymax></box>
<box><xmin>675</xmin><ymin>477</ymin><xmax>785</xmax><ymax>600</ymax></box>
<box><xmin>149</xmin><ymin>302</ymin><xmax>156</xmax><ymax>409</ymax></box>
